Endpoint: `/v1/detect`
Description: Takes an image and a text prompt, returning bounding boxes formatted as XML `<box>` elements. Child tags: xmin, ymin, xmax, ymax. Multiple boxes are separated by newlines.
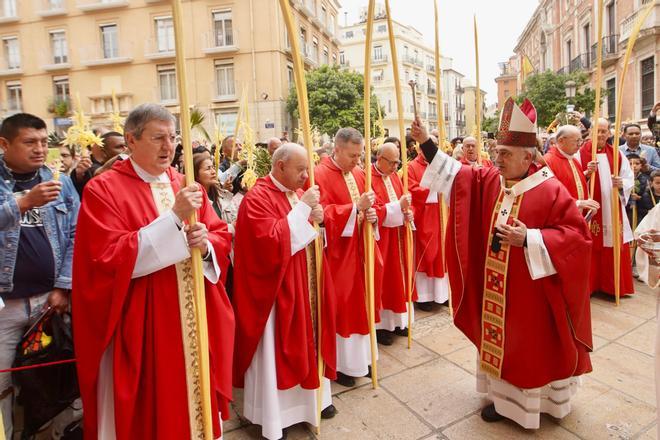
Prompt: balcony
<box><xmin>302</xmin><ymin>44</ymin><xmax>317</xmax><ymax>65</ymax></box>
<box><xmin>455</xmin><ymin>85</ymin><xmax>464</xmax><ymax>93</ymax></box>
<box><xmin>0</xmin><ymin>58</ymin><xmax>22</xmax><ymax>77</ymax></box>
<box><xmin>456</xmin><ymin>103</ymin><xmax>465</xmax><ymax>111</ymax></box>
<box><xmin>77</xmin><ymin>0</ymin><xmax>129</xmax><ymax>12</ymax></box>
<box><xmin>556</xmin><ymin>66</ymin><xmax>567</xmax><ymax>75</ymax></box>
<box><xmin>80</xmin><ymin>44</ymin><xmax>133</xmax><ymax>67</ymax></box>
<box><xmin>372</xmin><ymin>55</ymin><xmax>388</xmax><ymax>65</ymax></box>
<box><xmin>34</xmin><ymin>0</ymin><xmax>67</xmax><ymax>17</ymax></box>
<box><xmin>299</xmin><ymin>1</ymin><xmax>316</xmax><ymax>18</ymax></box>
<box><xmin>40</xmin><ymin>52</ymin><xmax>71</xmax><ymax>71</ymax></box>
<box><xmin>590</xmin><ymin>34</ymin><xmax>619</xmax><ymax>68</ymax></box>
<box><xmin>211</xmin><ymin>81</ymin><xmax>237</xmax><ymax>103</ymax></box>
<box><xmin>621</xmin><ymin>2</ymin><xmax>658</xmax><ymax>43</ymax></box>
<box><xmin>402</xmin><ymin>54</ymin><xmax>424</xmax><ymax>68</ymax></box>
<box><xmin>202</xmin><ymin>32</ymin><xmax>239</xmax><ymax>55</ymax></box>
<box><xmin>455</xmin><ymin>119</ymin><xmax>466</xmax><ymax>128</ymax></box>
<box><xmin>372</xmin><ymin>75</ymin><xmax>384</xmax><ymax>84</ymax></box>
<box><xmin>339</xmin><ymin>59</ymin><xmax>350</xmax><ymax>68</ymax></box>
<box><xmin>427</xmin><ymin>86</ymin><xmax>436</xmax><ymax>96</ymax></box>
<box><xmin>144</xmin><ymin>37</ymin><xmax>175</xmax><ymax>60</ymax></box>
<box><xmin>427</xmin><ymin>64</ymin><xmax>435</xmax><ymax>73</ymax></box>
<box><xmin>0</xmin><ymin>4</ymin><xmax>19</xmax><ymax>23</ymax></box>
<box><xmin>569</xmin><ymin>53</ymin><xmax>590</xmax><ymax>72</ymax></box>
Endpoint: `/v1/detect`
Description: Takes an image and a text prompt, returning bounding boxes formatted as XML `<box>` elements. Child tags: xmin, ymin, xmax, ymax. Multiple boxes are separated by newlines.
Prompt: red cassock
<box><xmin>72</xmin><ymin>160</ymin><xmax>234</xmax><ymax>440</ymax></box>
<box><xmin>408</xmin><ymin>155</ymin><xmax>445</xmax><ymax>280</ymax></box>
<box><xmin>232</xmin><ymin>176</ymin><xmax>337</xmax><ymax>389</ymax></box>
<box><xmin>371</xmin><ymin>165</ymin><xmax>417</xmax><ymax>315</ymax></box>
<box><xmin>578</xmin><ymin>142</ymin><xmax>634</xmax><ymax>297</ymax></box>
<box><xmin>544</xmin><ymin>146</ymin><xmax>588</xmax><ymax>201</ymax></box>
<box><xmin>447</xmin><ymin>164</ymin><xmax>593</xmax><ymax>388</ymax></box>
<box><xmin>460</xmin><ymin>157</ymin><xmax>494</xmax><ymax>168</ymax></box>
<box><xmin>314</xmin><ymin>157</ymin><xmax>384</xmax><ymax>336</ymax></box>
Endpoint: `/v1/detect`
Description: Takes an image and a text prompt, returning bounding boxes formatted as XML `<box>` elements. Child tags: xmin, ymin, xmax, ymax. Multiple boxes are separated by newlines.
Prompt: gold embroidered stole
<box><xmin>383</xmin><ymin>175</ymin><xmax>406</xmax><ymax>294</ymax></box>
<box><xmin>480</xmin><ymin>189</ymin><xmax>524</xmax><ymax>379</ymax></box>
<box><xmin>343</xmin><ymin>171</ymin><xmax>361</xmax><ymax>203</ymax></box>
<box><xmin>285</xmin><ymin>192</ymin><xmax>319</xmax><ymax>340</ymax></box>
<box><xmin>567</xmin><ymin>158</ymin><xmax>585</xmax><ymax>200</ymax></box>
<box><xmin>149</xmin><ymin>182</ymin><xmax>205</xmax><ymax>439</ymax></box>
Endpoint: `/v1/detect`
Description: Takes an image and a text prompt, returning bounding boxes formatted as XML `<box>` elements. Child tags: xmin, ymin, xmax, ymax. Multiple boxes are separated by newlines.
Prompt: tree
<box><xmin>287</xmin><ymin>65</ymin><xmax>384</xmax><ymax>138</ymax></box>
<box><xmin>483</xmin><ymin>109</ymin><xmax>500</xmax><ymax>134</ymax></box>
<box><xmin>518</xmin><ymin>71</ymin><xmax>604</xmax><ymax>128</ymax></box>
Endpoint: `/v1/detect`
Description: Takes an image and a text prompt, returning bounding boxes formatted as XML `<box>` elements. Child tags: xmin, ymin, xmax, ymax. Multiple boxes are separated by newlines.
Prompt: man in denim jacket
<box><xmin>0</xmin><ymin>113</ymin><xmax>79</xmax><ymax>438</ymax></box>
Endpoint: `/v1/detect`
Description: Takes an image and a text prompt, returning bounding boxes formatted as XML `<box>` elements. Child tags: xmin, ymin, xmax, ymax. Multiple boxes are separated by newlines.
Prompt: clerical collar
<box><xmin>557</xmin><ymin>147</ymin><xmax>576</xmax><ymax>160</ymax></box>
<box><xmin>269</xmin><ymin>173</ymin><xmax>292</xmax><ymax>193</ymax></box>
<box><xmin>373</xmin><ymin>164</ymin><xmax>387</xmax><ymax>176</ymax></box>
<box><xmin>330</xmin><ymin>155</ymin><xmax>350</xmax><ymax>174</ymax></box>
<box><xmin>130</xmin><ymin>158</ymin><xmax>169</xmax><ymax>183</ymax></box>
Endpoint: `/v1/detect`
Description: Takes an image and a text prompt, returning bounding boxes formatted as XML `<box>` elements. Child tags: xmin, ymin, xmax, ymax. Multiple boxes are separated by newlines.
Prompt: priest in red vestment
<box><xmin>460</xmin><ymin>136</ymin><xmax>494</xmax><ymax>168</ymax></box>
<box><xmin>232</xmin><ymin>143</ymin><xmax>337</xmax><ymax>439</ymax></box>
<box><xmin>543</xmin><ymin>125</ymin><xmax>600</xmax><ymax>217</ymax></box>
<box><xmin>579</xmin><ymin>118</ymin><xmax>635</xmax><ymax>298</ymax></box>
<box><xmin>408</xmin><ymin>145</ymin><xmax>450</xmax><ymax>311</ymax></box>
<box><xmin>314</xmin><ymin>127</ymin><xmax>384</xmax><ymax>388</ymax></box>
<box><xmin>411</xmin><ymin>97</ymin><xmax>593</xmax><ymax>429</ymax></box>
<box><xmin>72</xmin><ymin>104</ymin><xmax>234</xmax><ymax>440</ymax></box>
<box><xmin>371</xmin><ymin>142</ymin><xmax>415</xmax><ymax>342</ymax></box>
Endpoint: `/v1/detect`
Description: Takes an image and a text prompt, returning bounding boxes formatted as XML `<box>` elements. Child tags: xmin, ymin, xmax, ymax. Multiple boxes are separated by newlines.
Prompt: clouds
<box><xmin>339</xmin><ymin>0</ymin><xmax>538</xmax><ymax>105</ymax></box>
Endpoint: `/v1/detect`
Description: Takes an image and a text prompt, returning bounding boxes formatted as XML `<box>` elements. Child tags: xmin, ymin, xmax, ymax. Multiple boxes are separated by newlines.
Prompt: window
<box><xmin>50</xmin><ymin>31</ymin><xmax>68</xmax><ymax>64</ymax></box>
<box><xmin>158</xmin><ymin>64</ymin><xmax>177</xmax><ymax>103</ymax></box>
<box><xmin>339</xmin><ymin>51</ymin><xmax>345</xmax><ymax>65</ymax></box>
<box><xmin>3</xmin><ymin>0</ymin><xmax>16</xmax><ymax>17</ymax></box>
<box><xmin>214</xmin><ymin>61</ymin><xmax>235</xmax><ymax>98</ymax></box>
<box><xmin>213</xmin><ymin>11</ymin><xmax>233</xmax><ymax>47</ymax></box>
<box><xmin>320</xmin><ymin>5</ymin><xmax>327</xmax><ymax>26</ymax></box>
<box><xmin>311</xmin><ymin>37</ymin><xmax>318</xmax><ymax>61</ymax></box>
<box><xmin>344</xmin><ymin>30</ymin><xmax>353</xmax><ymax>39</ymax></box>
<box><xmin>329</xmin><ymin>15</ymin><xmax>336</xmax><ymax>35</ymax></box>
<box><xmin>332</xmin><ymin>53</ymin><xmax>337</xmax><ymax>65</ymax></box>
<box><xmin>6</xmin><ymin>81</ymin><xmax>21</xmax><ymax>111</ymax></box>
<box><xmin>405</xmin><ymin>70</ymin><xmax>409</xmax><ymax>82</ymax></box>
<box><xmin>3</xmin><ymin>37</ymin><xmax>19</xmax><ymax>69</ymax></box>
<box><xmin>377</xmin><ymin>24</ymin><xmax>386</xmax><ymax>33</ymax></box>
<box><xmin>565</xmin><ymin>39</ymin><xmax>572</xmax><ymax>66</ymax></box>
<box><xmin>155</xmin><ymin>17</ymin><xmax>174</xmax><ymax>52</ymax></box>
<box><xmin>373</xmin><ymin>45</ymin><xmax>383</xmax><ymax>61</ymax></box>
<box><xmin>373</xmin><ymin>69</ymin><xmax>384</xmax><ymax>81</ymax></box>
<box><xmin>300</xmin><ymin>27</ymin><xmax>307</xmax><ymax>54</ymax></box>
<box><xmin>53</xmin><ymin>76</ymin><xmax>69</xmax><ymax>102</ymax></box>
<box><xmin>287</xmin><ymin>65</ymin><xmax>294</xmax><ymax>90</ymax></box>
<box><xmin>215</xmin><ymin>110</ymin><xmax>238</xmax><ymax>135</ymax></box>
<box><xmin>606</xmin><ymin>77</ymin><xmax>616</xmax><ymax>123</ymax></box>
<box><xmin>322</xmin><ymin>46</ymin><xmax>329</xmax><ymax>65</ymax></box>
<box><xmin>100</xmin><ymin>24</ymin><xmax>119</xmax><ymax>59</ymax></box>
<box><xmin>641</xmin><ymin>56</ymin><xmax>654</xmax><ymax>117</ymax></box>
<box><xmin>583</xmin><ymin>23</ymin><xmax>591</xmax><ymax>55</ymax></box>
<box><xmin>606</xmin><ymin>2</ymin><xmax>615</xmax><ymax>35</ymax></box>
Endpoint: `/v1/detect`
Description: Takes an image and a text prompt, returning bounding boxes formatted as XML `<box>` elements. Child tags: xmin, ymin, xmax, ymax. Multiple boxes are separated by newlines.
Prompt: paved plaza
<box><xmin>225</xmin><ymin>281</ymin><xmax>659</xmax><ymax>440</ymax></box>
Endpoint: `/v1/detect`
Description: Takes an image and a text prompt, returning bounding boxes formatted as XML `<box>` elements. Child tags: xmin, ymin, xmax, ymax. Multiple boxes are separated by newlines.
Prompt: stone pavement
<box><xmin>225</xmin><ymin>280</ymin><xmax>658</xmax><ymax>440</ymax></box>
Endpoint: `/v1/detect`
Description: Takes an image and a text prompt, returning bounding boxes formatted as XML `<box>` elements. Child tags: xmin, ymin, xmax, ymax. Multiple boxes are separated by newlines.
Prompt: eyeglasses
<box><xmin>149</xmin><ymin>134</ymin><xmax>177</xmax><ymax>146</ymax></box>
<box><xmin>381</xmin><ymin>157</ymin><xmax>402</xmax><ymax>166</ymax></box>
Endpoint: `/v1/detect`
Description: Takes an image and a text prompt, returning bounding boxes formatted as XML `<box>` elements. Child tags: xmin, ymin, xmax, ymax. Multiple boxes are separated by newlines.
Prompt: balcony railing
<box><xmin>455</xmin><ymin>119</ymin><xmax>465</xmax><ymax>128</ymax></box>
<box><xmin>202</xmin><ymin>32</ymin><xmax>239</xmax><ymax>55</ymax></box>
<box><xmin>621</xmin><ymin>2</ymin><xmax>658</xmax><ymax>42</ymax></box>
<box><xmin>427</xmin><ymin>86</ymin><xmax>436</xmax><ymax>96</ymax></box>
<box><xmin>590</xmin><ymin>34</ymin><xmax>619</xmax><ymax>67</ymax></box>
<box><xmin>569</xmin><ymin>53</ymin><xmax>590</xmax><ymax>72</ymax></box>
<box><xmin>372</xmin><ymin>55</ymin><xmax>388</xmax><ymax>65</ymax></box>
<box><xmin>455</xmin><ymin>85</ymin><xmax>464</xmax><ymax>93</ymax></box>
<box><xmin>77</xmin><ymin>0</ymin><xmax>129</xmax><ymax>12</ymax></box>
<box><xmin>211</xmin><ymin>81</ymin><xmax>237</xmax><ymax>102</ymax></box>
<box><xmin>426</xmin><ymin>64</ymin><xmax>435</xmax><ymax>73</ymax></box>
<box><xmin>456</xmin><ymin>103</ymin><xmax>465</xmax><ymax>111</ymax></box>
<box><xmin>80</xmin><ymin>43</ymin><xmax>133</xmax><ymax>67</ymax></box>
<box><xmin>34</xmin><ymin>0</ymin><xmax>67</xmax><ymax>17</ymax></box>
<box><xmin>144</xmin><ymin>37</ymin><xmax>175</xmax><ymax>60</ymax></box>
<box><xmin>39</xmin><ymin>51</ymin><xmax>71</xmax><ymax>71</ymax></box>
<box><xmin>556</xmin><ymin>66</ymin><xmax>567</xmax><ymax>75</ymax></box>
<box><xmin>402</xmin><ymin>54</ymin><xmax>424</xmax><ymax>68</ymax></box>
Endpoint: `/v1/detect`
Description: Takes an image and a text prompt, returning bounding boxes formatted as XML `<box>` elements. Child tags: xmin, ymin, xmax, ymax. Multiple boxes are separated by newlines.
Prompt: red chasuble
<box><xmin>578</xmin><ymin>142</ymin><xmax>634</xmax><ymax>296</ymax></box>
<box><xmin>371</xmin><ymin>165</ymin><xmax>417</xmax><ymax>314</ymax></box>
<box><xmin>232</xmin><ymin>175</ymin><xmax>337</xmax><ymax>389</ymax></box>
<box><xmin>72</xmin><ymin>160</ymin><xmax>234</xmax><ymax>440</ymax></box>
<box><xmin>460</xmin><ymin>157</ymin><xmax>494</xmax><ymax>168</ymax></box>
<box><xmin>408</xmin><ymin>155</ymin><xmax>445</xmax><ymax>279</ymax></box>
<box><xmin>447</xmin><ymin>164</ymin><xmax>593</xmax><ymax>389</ymax></box>
<box><xmin>544</xmin><ymin>146</ymin><xmax>588</xmax><ymax>201</ymax></box>
<box><xmin>314</xmin><ymin>157</ymin><xmax>384</xmax><ymax>336</ymax></box>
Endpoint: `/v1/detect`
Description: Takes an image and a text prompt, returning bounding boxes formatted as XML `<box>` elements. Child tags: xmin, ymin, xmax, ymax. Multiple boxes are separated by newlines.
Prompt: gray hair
<box><xmin>124</xmin><ymin>103</ymin><xmax>176</xmax><ymax>138</ymax></box>
<box><xmin>334</xmin><ymin>127</ymin><xmax>363</xmax><ymax>146</ymax></box>
<box><xmin>556</xmin><ymin>125</ymin><xmax>581</xmax><ymax>140</ymax></box>
<box><xmin>271</xmin><ymin>142</ymin><xmax>307</xmax><ymax>169</ymax></box>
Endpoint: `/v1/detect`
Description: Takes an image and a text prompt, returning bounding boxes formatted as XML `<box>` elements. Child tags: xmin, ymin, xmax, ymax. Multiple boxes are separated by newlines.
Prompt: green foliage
<box><xmin>48</xmin><ymin>132</ymin><xmax>63</xmax><ymax>148</ymax></box>
<box><xmin>253</xmin><ymin>147</ymin><xmax>272</xmax><ymax>178</ymax></box>
<box><xmin>483</xmin><ymin>110</ymin><xmax>500</xmax><ymax>134</ymax></box>
<box><xmin>47</xmin><ymin>98</ymin><xmax>71</xmax><ymax>117</ymax></box>
<box><xmin>190</xmin><ymin>107</ymin><xmax>212</xmax><ymax>143</ymax></box>
<box><xmin>286</xmin><ymin>65</ymin><xmax>385</xmax><ymax>137</ymax></box>
<box><xmin>518</xmin><ymin>71</ymin><xmax>604</xmax><ymax>128</ymax></box>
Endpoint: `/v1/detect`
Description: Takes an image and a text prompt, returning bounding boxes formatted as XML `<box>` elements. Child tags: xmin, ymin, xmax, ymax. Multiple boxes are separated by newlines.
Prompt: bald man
<box><xmin>267</xmin><ymin>137</ymin><xmax>282</xmax><ymax>156</ymax></box>
<box><xmin>579</xmin><ymin>118</ymin><xmax>635</xmax><ymax>298</ymax></box>
<box><xmin>460</xmin><ymin>136</ymin><xmax>493</xmax><ymax>168</ymax></box>
<box><xmin>233</xmin><ymin>143</ymin><xmax>337</xmax><ymax>439</ymax></box>
<box><xmin>372</xmin><ymin>143</ymin><xmax>415</xmax><ymax>344</ymax></box>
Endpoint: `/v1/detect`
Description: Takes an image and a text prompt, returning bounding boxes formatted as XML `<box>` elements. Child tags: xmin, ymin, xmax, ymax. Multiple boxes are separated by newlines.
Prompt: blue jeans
<box><xmin>0</xmin><ymin>292</ymin><xmax>49</xmax><ymax>438</ymax></box>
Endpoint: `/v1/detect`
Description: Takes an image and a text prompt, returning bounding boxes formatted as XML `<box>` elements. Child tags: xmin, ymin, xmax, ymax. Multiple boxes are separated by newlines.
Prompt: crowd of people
<box><xmin>0</xmin><ymin>97</ymin><xmax>658</xmax><ymax>440</ymax></box>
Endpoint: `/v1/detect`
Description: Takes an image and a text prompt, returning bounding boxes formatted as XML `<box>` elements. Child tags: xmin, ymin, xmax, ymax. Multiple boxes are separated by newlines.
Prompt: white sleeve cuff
<box><xmin>340</xmin><ymin>204</ymin><xmax>358</xmax><ymax>237</ymax></box>
<box><xmin>524</xmin><ymin>229</ymin><xmax>558</xmax><ymax>280</ymax></box>
<box><xmin>420</xmin><ymin>150</ymin><xmax>461</xmax><ymax>195</ymax></box>
<box><xmin>383</xmin><ymin>201</ymin><xmax>404</xmax><ymax>227</ymax></box>
<box><xmin>202</xmin><ymin>241</ymin><xmax>221</xmax><ymax>284</ymax></box>
<box><xmin>287</xmin><ymin>201</ymin><xmax>318</xmax><ymax>255</ymax></box>
<box><xmin>133</xmin><ymin>211</ymin><xmax>190</xmax><ymax>278</ymax></box>
<box><xmin>425</xmin><ymin>191</ymin><xmax>439</xmax><ymax>203</ymax></box>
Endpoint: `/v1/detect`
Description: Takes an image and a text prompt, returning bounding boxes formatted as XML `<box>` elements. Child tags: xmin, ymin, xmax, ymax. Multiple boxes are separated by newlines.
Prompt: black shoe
<box><xmin>321</xmin><ymin>404</ymin><xmax>337</xmax><ymax>419</ymax></box>
<box><xmin>335</xmin><ymin>372</ymin><xmax>356</xmax><ymax>387</ymax></box>
<box><xmin>440</xmin><ymin>300</ymin><xmax>449</xmax><ymax>307</ymax></box>
<box><xmin>365</xmin><ymin>366</ymin><xmax>372</xmax><ymax>378</ymax></box>
<box><xmin>480</xmin><ymin>403</ymin><xmax>505</xmax><ymax>423</ymax></box>
<box><xmin>416</xmin><ymin>301</ymin><xmax>433</xmax><ymax>312</ymax></box>
<box><xmin>376</xmin><ymin>329</ymin><xmax>394</xmax><ymax>345</ymax></box>
<box><xmin>393</xmin><ymin>327</ymin><xmax>409</xmax><ymax>337</ymax></box>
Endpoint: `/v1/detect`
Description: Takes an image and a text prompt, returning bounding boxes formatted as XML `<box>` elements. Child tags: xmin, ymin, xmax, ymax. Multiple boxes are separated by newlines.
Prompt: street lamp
<box><xmin>564</xmin><ymin>80</ymin><xmax>576</xmax><ymax>113</ymax></box>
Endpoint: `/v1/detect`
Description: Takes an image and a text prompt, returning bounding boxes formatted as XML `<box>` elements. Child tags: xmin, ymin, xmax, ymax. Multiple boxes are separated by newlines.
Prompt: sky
<box><xmin>337</xmin><ymin>0</ymin><xmax>540</xmax><ymax>106</ymax></box>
